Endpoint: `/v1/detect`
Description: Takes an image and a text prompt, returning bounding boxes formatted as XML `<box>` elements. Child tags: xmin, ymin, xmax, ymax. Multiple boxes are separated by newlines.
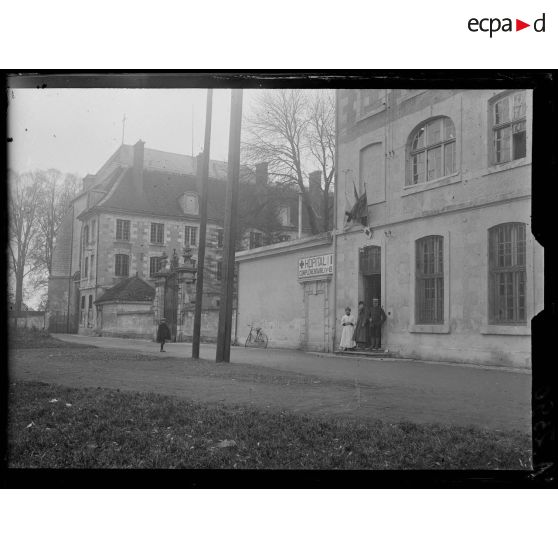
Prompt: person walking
<box><xmin>353</xmin><ymin>301</ymin><xmax>370</xmax><ymax>350</ymax></box>
<box><xmin>369</xmin><ymin>298</ymin><xmax>387</xmax><ymax>350</ymax></box>
<box><xmin>339</xmin><ymin>307</ymin><xmax>356</xmax><ymax>351</ymax></box>
<box><xmin>156</xmin><ymin>318</ymin><xmax>171</xmax><ymax>352</ymax></box>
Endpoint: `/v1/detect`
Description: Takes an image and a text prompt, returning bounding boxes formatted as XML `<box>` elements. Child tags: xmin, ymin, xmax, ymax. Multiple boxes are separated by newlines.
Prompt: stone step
<box><xmin>334</xmin><ymin>350</ymin><xmax>394</xmax><ymax>358</ymax></box>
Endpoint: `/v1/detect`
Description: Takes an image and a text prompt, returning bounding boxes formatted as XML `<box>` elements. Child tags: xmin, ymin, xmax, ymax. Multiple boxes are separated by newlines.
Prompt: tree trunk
<box><xmin>15</xmin><ymin>257</ymin><xmax>24</xmax><ymax>312</ymax></box>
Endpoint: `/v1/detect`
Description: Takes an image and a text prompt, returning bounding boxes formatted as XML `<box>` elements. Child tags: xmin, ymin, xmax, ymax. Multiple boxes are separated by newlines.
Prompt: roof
<box><xmin>91</xmin><ymin>167</ymin><xmax>232</xmax><ymax>221</ymax></box>
<box><xmin>95</xmin><ymin>276</ymin><xmax>155</xmax><ymax>304</ymax></box>
<box><xmin>98</xmin><ymin>144</ymin><xmax>253</xmax><ymax>181</ymax></box>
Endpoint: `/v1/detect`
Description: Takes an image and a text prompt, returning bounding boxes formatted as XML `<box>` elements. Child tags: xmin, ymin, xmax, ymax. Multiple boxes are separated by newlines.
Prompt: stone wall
<box><xmin>97</xmin><ymin>302</ymin><xmax>155</xmax><ymax>339</ymax></box>
<box><xmin>237</xmin><ymin>235</ymin><xmax>333</xmax><ymax>351</ymax></box>
<box><xmin>9</xmin><ymin>312</ymin><xmax>46</xmax><ymax>330</ymax></box>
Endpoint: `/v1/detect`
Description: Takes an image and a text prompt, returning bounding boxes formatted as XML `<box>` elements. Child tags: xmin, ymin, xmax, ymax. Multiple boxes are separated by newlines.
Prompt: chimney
<box><xmin>133</xmin><ymin>140</ymin><xmax>145</xmax><ymax>195</ymax></box>
<box><xmin>255</xmin><ymin>162</ymin><xmax>268</xmax><ymax>188</ymax></box>
<box><xmin>309</xmin><ymin>170</ymin><xmax>321</xmax><ymax>197</ymax></box>
<box><xmin>82</xmin><ymin>174</ymin><xmax>95</xmax><ymax>191</ymax></box>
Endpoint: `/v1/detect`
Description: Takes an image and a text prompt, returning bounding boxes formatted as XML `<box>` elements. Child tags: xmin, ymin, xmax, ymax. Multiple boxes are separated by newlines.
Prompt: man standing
<box><xmin>156</xmin><ymin>318</ymin><xmax>171</xmax><ymax>352</ymax></box>
<box><xmin>369</xmin><ymin>298</ymin><xmax>387</xmax><ymax>350</ymax></box>
<box><xmin>353</xmin><ymin>301</ymin><xmax>370</xmax><ymax>350</ymax></box>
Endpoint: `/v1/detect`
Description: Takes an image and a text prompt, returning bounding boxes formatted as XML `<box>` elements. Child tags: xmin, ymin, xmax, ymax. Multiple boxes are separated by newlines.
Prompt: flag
<box><xmin>345</xmin><ymin>181</ymin><xmax>368</xmax><ymax>227</ymax></box>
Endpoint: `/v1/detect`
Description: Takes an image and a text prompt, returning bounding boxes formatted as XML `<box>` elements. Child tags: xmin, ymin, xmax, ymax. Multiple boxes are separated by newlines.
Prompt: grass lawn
<box><xmin>10</xmin><ymin>328</ymin><xmax>96</xmax><ymax>350</ymax></box>
<box><xmin>8</xmin><ymin>381</ymin><xmax>532</xmax><ymax>469</ymax></box>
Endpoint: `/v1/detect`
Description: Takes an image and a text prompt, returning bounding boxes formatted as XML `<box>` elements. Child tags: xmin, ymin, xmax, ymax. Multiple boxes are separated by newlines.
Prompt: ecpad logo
<box><xmin>468</xmin><ymin>13</ymin><xmax>546</xmax><ymax>37</ymax></box>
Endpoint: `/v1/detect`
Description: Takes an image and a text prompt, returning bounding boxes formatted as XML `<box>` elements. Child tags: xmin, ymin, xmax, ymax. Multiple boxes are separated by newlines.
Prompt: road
<box><xmin>12</xmin><ymin>334</ymin><xmax>531</xmax><ymax>433</ymax></box>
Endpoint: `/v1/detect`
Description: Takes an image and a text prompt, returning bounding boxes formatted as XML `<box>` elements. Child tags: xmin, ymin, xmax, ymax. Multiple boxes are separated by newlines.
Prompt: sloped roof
<box><xmin>94</xmin><ymin>167</ymin><xmax>231</xmax><ymax>221</ymax></box>
<box><xmin>105</xmin><ymin>144</ymin><xmax>253</xmax><ymax>181</ymax></box>
<box><xmin>95</xmin><ymin>276</ymin><xmax>155</xmax><ymax>304</ymax></box>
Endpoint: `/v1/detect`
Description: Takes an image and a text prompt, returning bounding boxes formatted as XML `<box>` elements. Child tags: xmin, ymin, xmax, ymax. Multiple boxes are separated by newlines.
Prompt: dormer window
<box><xmin>180</xmin><ymin>193</ymin><xmax>199</xmax><ymax>215</ymax></box>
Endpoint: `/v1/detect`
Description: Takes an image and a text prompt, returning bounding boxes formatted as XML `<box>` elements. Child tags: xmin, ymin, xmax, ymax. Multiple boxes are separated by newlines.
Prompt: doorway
<box><xmin>359</xmin><ymin>245</ymin><xmax>382</xmax><ymax>348</ymax></box>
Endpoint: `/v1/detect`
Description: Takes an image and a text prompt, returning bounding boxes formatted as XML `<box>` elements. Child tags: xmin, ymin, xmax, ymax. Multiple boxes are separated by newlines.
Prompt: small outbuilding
<box><xmin>94</xmin><ymin>276</ymin><xmax>155</xmax><ymax>339</ymax></box>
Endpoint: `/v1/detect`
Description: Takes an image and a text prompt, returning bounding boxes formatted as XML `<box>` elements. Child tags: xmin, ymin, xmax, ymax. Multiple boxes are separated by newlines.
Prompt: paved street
<box><xmin>13</xmin><ymin>334</ymin><xmax>531</xmax><ymax>433</ymax></box>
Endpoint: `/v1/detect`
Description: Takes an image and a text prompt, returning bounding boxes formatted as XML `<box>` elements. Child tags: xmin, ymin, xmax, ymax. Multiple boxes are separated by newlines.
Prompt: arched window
<box><xmin>488</xmin><ymin>223</ymin><xmax>526</xmax><ymax>324</ymax></box>
<box><xmin>415</xmin><ymin>236</ymin><xmax>444</xmax><ymax>324</ymax></box>
<box><xmin>408</xmin><ymin>117</ymin><xmax>456</xmax><ymax>185</ymax></box>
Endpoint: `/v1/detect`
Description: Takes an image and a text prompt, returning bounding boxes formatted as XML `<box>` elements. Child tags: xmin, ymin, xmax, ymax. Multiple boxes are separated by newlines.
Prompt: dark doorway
<box><xmin>359</xmin><ymin>245</ymin><xmax>382</xmax><ymax>348</ymax></box>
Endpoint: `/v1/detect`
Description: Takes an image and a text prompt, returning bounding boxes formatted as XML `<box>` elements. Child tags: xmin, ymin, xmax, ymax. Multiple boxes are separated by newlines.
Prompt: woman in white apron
<box><xmin>339</xmin><ymin>307</ymin><xmax>356</xmax><ymax>351</ymax></box>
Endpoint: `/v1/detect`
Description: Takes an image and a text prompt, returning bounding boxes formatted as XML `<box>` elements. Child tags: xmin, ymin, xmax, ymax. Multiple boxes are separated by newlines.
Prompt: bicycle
<box><xmin>244</xmin><ymin>324</ymin><xmax>268</xmax><ymax>349</ymax></box>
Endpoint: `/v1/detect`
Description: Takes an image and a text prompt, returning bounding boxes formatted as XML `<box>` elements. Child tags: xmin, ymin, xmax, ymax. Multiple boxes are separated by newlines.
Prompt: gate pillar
<box><xmin>176</xmin><ymin>260</ymin><xmax>197</xmax><ymax>342</ymax></box>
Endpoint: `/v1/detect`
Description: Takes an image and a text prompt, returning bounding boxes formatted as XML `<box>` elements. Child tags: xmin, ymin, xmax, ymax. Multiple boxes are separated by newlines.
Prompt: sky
<box><xmin>7</xmin><ymin>88</ymin><xmax>264</xmax><ymax>176</ymax></box>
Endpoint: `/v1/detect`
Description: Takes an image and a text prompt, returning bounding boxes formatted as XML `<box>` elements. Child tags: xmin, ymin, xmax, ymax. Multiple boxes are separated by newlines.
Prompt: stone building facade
<box><xmin>47</xmin><ymin>140</ymin><xmax>315</xmax><ymax>340</ymax></box>
<box><xmin>236</xmin><ymin>89</ymin><xmax>542</xmax><ymax>369</ymax></box>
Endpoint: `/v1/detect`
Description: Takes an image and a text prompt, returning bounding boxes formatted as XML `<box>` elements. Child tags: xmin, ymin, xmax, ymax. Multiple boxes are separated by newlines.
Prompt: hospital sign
<box><xmin>298</xmin><ymin>253</ymin><xmax>334</xmax><ymax>281</ymax></box>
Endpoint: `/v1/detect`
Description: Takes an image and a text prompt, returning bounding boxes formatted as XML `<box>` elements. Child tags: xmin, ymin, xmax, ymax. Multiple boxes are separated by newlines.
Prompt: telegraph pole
<box><xmin>216</xmin><ymin>89</ymin><xmax>243</xmax><ymax>363</ymax></box>
<box><xmin>192</xmin><ymin>89</ymin><xmax>213</xmax><ymax>359</ymax></box>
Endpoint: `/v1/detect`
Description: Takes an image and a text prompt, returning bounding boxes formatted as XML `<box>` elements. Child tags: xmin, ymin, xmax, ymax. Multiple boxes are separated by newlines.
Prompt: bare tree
<box><xmin>8</xmin><ymin>170</ymin><xmax>44</xmax><ymax>312</ymax></box>
<box><xmin>236</xmin><ymin>181</ymin><xmax>282</xmax><ymax>248</ymax></box>
<box><xmin>243</xmin><ymin>90</ymin><xmax>322</xmax><ymax>234</ymax></box>
<box><xmin>32</xmin><ymin>170</ymin><xmax>81</xmax><ymax>281</ymax></box>
<box><xmin>306</xmin><ymin>90</ymin><xmax>335</xmax><ymax>232</ymax></box>
<box><xmin>9</xmin><ymin>169</ymin><xmax>81</xmax><ymax>311</ymax></box>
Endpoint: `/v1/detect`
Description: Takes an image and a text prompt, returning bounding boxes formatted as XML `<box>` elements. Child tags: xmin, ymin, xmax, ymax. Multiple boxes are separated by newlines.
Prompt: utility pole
<box><xmin>216</xmin><ymin>89</ymin><xmax>243</xmax><ymax>363</ymax></box>
<box><xmin>192</xmin><ymin>89</ymin><xmax>213</xmax><ymax>359</ymax></box>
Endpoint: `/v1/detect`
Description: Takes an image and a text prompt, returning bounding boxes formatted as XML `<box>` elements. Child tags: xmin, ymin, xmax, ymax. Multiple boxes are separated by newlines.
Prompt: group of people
<box><xmin>340</xmin><ymin>299</ymin><xmax>387</xmax><ymax>351</ymax></box>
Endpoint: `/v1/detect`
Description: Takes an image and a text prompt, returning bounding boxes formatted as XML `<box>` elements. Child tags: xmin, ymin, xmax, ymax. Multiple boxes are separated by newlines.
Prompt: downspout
<box><xmin>331</xmin><ymin>90</ymin><xmax>340</xmax><ymax>352</ymax></box>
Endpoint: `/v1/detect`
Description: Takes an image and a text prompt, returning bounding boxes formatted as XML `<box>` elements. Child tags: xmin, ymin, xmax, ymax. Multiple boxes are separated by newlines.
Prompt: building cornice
<box><xmin>338</xmin><ymin>192</ymin><xmax>532</xmax><ymax>236</ymax></box>
<box><xmin>235</xmin><ymin>232</ymin><xmax>332</xmax><ymax>262</ymax></box>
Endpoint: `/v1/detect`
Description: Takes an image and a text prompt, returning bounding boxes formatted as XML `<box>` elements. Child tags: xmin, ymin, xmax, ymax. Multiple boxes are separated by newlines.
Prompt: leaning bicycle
<box><xmin>245</xmin><ymin>324</ymin><xmax>268</xmax><ymax>349</ymax></box>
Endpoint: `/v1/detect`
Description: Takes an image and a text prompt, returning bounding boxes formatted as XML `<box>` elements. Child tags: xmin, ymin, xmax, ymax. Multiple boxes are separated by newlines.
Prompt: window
<box><xmin>80</xmin><ymin>295</ymin><xmax>86</xmax><ymax>325</ymax></box>
<box><xmin>216</xmin><ymin>261</ymin><xmax>223</xmax><ymax>281</ymax></box>
<box><xmin>250</xmin><ymin>231</ymin><xmax>264</xmax><ymax>249</ymax></box>
<box><xmin>492</xmin><ymin>91</ymin><xmax>527</xmax><ymax>164</ymax></box>
<box><xmin>185</xmin><ymin>226</ymin><xmax>198</xmax><ymax>247</ymax></box>
<box><xmin>116</xmin><ymin>219</ymin><xmax>130</xmax><ymax>241</ymax></box>
<box><xmin>180</xmin><ymin>193</ymin><xmax>199</xmax><ymax>215</ymax></box>
<box><xmin>84</xmin><ymin>256</ymin><xmax>89</xmax><ymax>278</ymax></box>
<box><xmin>150</xmin><ymin>223</ymin><xmax>164</xmax><ymax>244</ymax></box>
<box><xmin>185</xmin><ymin>194</ymin><xmax>199</xmax><ymax>215</ymax></box>
<box><xmin>90</xmin><ymin>255</ymin><xmax>95</xmax><ymax>279</ymax></box>
<box><xmin>488</xmin><ymin>223</ymin><xmax>526</xmax><ymax>324</ymax></box>
<box><xmin>217</xmin><ymin>229</ymin><xmax>224</xmax><ymax>248</ymax></box>
<box><xmin>408</xmin><ymin>117</ymin><xmax>456</xmax><ymax>185</ymax></box>
<box><xmin>91</xmin><ymin>220</ymin><xmax>96</xmax><ymax>240</ymax></box>
<box><xmin>359</xmin><ymin>89</ymin><xmax>386</xmax><ymax>117</ymax></box>
<box><xmin>415</xmin><ymin>236</ymin><xmax>444</xmax><ymax>324</ymax></box>
<box><xmin>115</xmin><ymin>254</ymin><xmax>129</xmax><ymax>277</ymax></box>
<box><xmin>149</xmin><ymin>256</ymin><xmax>164</xmax><ymax>277</ymax></box>
<box><xmin>83</xmin><ymin>225</ymin><xmax>89</xmax><ymax>245</ymax></box>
